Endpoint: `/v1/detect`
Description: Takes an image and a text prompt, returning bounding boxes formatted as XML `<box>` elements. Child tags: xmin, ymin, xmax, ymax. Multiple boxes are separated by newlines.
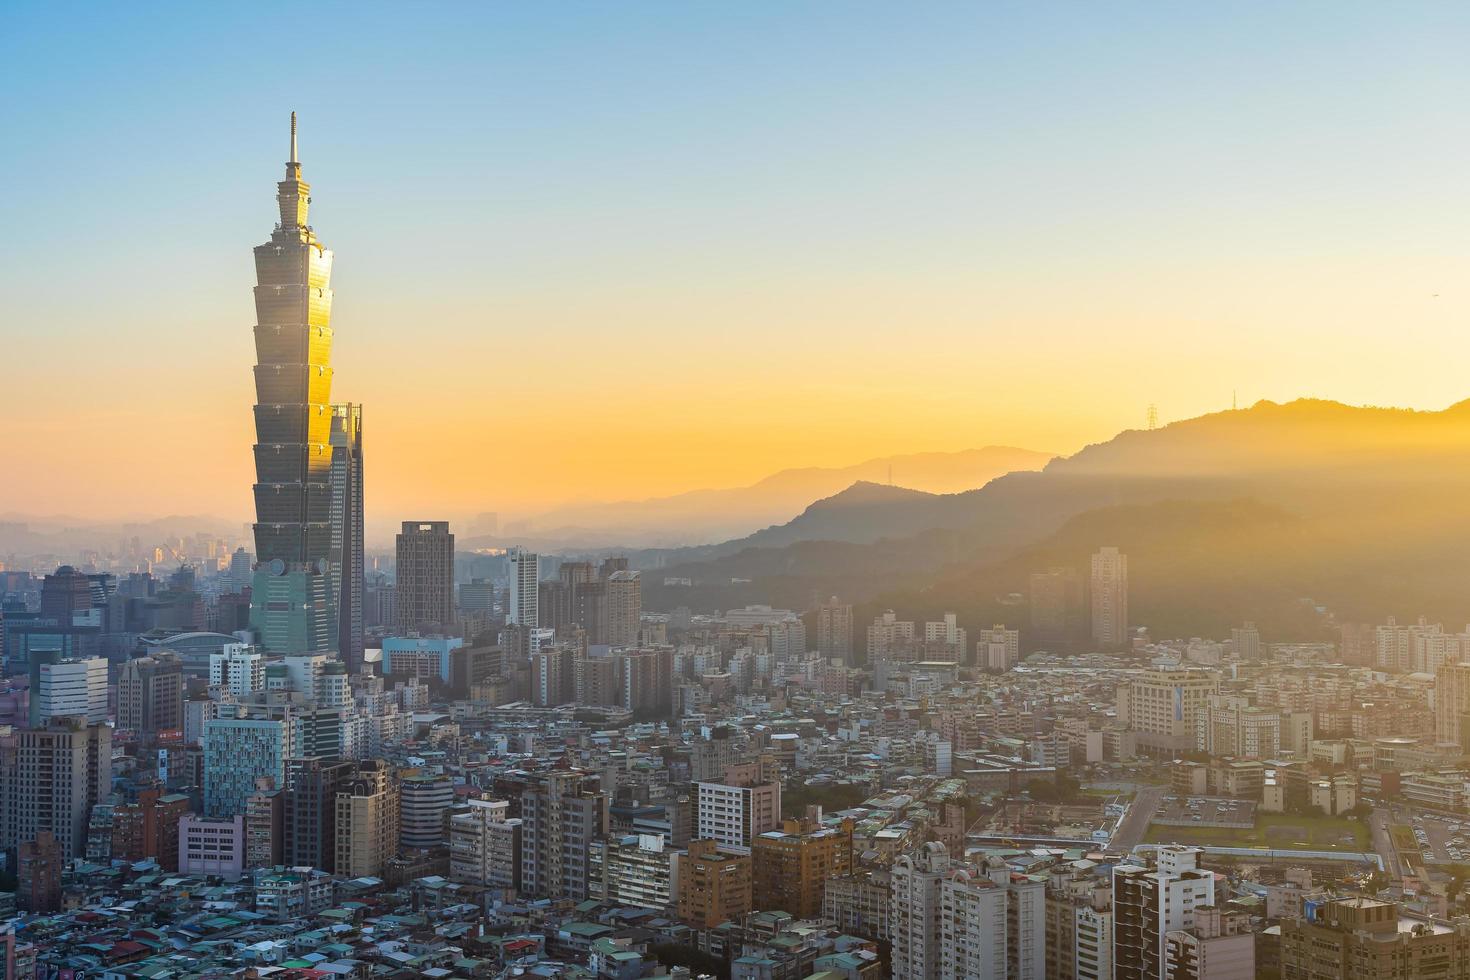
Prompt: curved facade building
<box><xmin>249</xmin><ymin>114</ymin><xmax>337</xmax><ymax>654</ymax></box>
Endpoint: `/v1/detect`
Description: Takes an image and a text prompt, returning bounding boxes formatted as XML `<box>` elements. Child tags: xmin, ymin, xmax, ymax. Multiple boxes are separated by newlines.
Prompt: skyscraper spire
<box><xmin>251</xmin><ymin>118</ymin><xmax>336</xmax><ymax>655</ymax></box>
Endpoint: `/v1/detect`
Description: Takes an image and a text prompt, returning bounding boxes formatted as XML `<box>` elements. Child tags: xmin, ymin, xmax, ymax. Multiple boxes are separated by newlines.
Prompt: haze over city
<box><xmin>8</xmin><ymin>5</ymin><xmax>1470</xmax><ymax>980</ymax></box>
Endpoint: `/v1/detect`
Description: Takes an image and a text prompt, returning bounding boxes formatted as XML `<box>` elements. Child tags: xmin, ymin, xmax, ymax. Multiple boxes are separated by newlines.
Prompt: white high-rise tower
<box><xmin>507</xmin><ymin>548</ymin><xmax>539</xmax><ymax>627</ymax></box>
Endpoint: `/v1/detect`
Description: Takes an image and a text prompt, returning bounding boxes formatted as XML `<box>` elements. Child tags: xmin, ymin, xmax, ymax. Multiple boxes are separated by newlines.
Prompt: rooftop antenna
<box><xmin>290</xmin><ymin>111</ymin><xmax>298</xmax><ymax>163</ymax></box>
<box><xmin>1146</xmin><ymin>404</ymin><xmax>1158</xmax><ymax>431</ymax></box>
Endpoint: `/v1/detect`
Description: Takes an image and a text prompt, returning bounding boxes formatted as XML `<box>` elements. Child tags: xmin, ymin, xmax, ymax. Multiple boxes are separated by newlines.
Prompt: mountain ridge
<box><xmin>466</xmin><ymin>445</ymin><xmax>1052</xmax><ymax>550</ymax></box>
<box><xmin>639</xmin><ymin>398</ymin><xmax>1470</xmax><ymax>639</ymax></box>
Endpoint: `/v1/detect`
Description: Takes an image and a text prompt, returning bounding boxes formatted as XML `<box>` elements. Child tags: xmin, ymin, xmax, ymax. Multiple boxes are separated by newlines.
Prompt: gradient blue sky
<box><xmin>2</xmin><ymin>2</ymin><xmax>1469</xmax><ymax>524</ymax></box>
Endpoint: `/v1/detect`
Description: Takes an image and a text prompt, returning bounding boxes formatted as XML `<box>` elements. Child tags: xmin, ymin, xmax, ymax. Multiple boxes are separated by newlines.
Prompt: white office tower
<box><xmin>1112</xmin><ymin>846</ymin><xmax>1216</xmax><ymax>980</ymax></box>
<box><xmin>1090</xmin><ymin>546</ymin><xmax>1129</xmax><ymax>648</ymax></box>
<box><xmin>35</xmin><ymin>657</ymin><xmax>109</xmax><ymax>725</ymax></box>
<box><xmin>507</xmin><ymin>548</ymin><xmax>539</xmax><ymax>627</ymax></box>
<box><xmin>211</xmin><ymin>644</ymin><xmax>265</xmax><ymax>696</ymax></box>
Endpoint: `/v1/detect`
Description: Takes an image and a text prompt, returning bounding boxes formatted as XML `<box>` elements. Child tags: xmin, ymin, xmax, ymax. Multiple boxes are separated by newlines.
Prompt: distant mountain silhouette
<box><xmin>642</xmin><ymin>399</ymin><xmax>1470</xmax><ymax>641</ymax></box>
<box><xmin>466</xmin><ymin>446</ymin><xmax>1051</xmax><ymax>550</ymax></box>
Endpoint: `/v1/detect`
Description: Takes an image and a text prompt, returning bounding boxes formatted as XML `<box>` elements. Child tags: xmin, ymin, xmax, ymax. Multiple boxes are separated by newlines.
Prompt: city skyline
<box><xmin>4</xmin><ymin>3</ymin><xmax>1470</xmax><ymax>523</ymax></box>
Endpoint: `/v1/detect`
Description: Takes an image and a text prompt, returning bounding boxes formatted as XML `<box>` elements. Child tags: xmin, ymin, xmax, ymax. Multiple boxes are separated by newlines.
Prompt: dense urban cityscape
<box><xmin>8</xmin><ymin>6</ymin><xmax>1470</xmax><ymax>980</ymax></box>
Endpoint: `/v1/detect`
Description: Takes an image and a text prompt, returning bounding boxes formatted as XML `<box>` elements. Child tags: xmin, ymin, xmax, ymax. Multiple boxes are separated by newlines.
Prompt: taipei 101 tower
<box><xmin>248</xmin><ymin>113</ymin><xmax>356</xmax><ymax>659</ymax></box>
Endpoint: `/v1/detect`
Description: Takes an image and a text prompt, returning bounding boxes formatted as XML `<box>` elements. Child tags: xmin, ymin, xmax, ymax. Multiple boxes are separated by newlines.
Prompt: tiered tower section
<box><xmin>249</xmin><ymin>113</ymin><xmax>337</xmax><ymax>654</ymax></box>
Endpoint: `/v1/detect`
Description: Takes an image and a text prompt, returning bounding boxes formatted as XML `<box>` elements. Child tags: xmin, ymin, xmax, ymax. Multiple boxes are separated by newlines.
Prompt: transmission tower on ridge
<box><xmin>1146</xmin><ymin>404</ymin><xmax>1158</xmax><ymax>431</ymax></box>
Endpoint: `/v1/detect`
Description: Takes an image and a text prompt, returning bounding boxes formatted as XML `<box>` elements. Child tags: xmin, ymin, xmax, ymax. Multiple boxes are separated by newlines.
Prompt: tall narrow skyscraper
<box><xmin>330</xmin><ymin>403</ymin><xmax>365</xmax><ymax>672</ymax></box>
<box><xmin>507</xmin><ymin>548</ymin><xmax>539</xmax><ymax>627</ymax></box>
<box><xmin>814</xmin><ymin>596</ymin><xmax>853</xmax><ymax>661</ymax></box>
<box><xmin>248</xmin><ymin>113</ymin><xmax>338</xmax><ymax>655</ymax></box>
<box><xmin>1090</xmin><ymin>546</ymin><xmax>1129</xmax><ymax>649</ymax></box>
<box><xmin>396</xmin><ymin>522</ymin><xmax>454</xmax><ymax>632</ymax></box>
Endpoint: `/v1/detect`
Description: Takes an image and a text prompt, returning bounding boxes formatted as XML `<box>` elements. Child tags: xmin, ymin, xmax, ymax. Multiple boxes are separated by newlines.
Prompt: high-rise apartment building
<box><xmin>459</xmin><ymin>578</ymin><xmax>497</xmax><ymax>627</ymax></box>
<box><xmin>395</xmin><ymin>522</ymin><xmax>454</xmax><ymax>631</ymax></box>
<box><xmin>977</xmin><ymin>624</ymin><xmax>1021</xmax><ymax>673</ymax></box>
<box><xmin>17</xmin><ymin>832</ymin><xmax>63</xmax><ymax>914</ymax></box>
<box><xmin>923</xmin><ymin>613</ymin><xmax>967</xmax><ymax>660</ymax></box>
<box><xmin>105</xmin><ymin>787</ymin><xmax>190</xmax><ymax>871</ymax></box>
<box><xmin>696</xmin><ymin>758</ymin><xmax>781</xmax><ymax>851</ymax></box>
<box><xmin>891</xmin><ymin>842</ymin><xmax>1046</xmax><ymax>980</ymax></box>
<box><xmin>368</xmin><ymin>581</ymin><xmax>397</xmax><ymax>630</ymax></box>
<box><xmin>228</xmin><ymin>547</ymin><xmax>254</xmax><ymax>594</ymax></box>
<box><xmin>548</xmin><ymin>560</ymin><xmax>592</xmax><ymax>636</ymax></box>
<box><xmin>1435</xmin><ymin>661</ymin><xmax>1470</xmax><ymax>749</ymax></box>
<box><xmin>248</xmin><ymin>114</ymin><xmax>340</xmax><ymax>657</ymax></box>
<box><xmin>1045</xmin><ymin>875</ymin><xmax>1114</xmax><ymax>980</ymax></box>
<box><xmin>529</xmin><ymin>647</ymin><xmax>569</xmax><ymax>707</ymax></box>
<box><xmin>594</xmin><ymin>833</ymin><xmax>678</xmax><ymax>910</ymax></box>
<box><xmin>867</xmin><ymin>611</ymin><xmax>916</xmax><ymax>660</ymax></box>
<box><xmin>814</xmin><ymin>596</ymin><xmax>853</xmax><ymax>661</ymax></box>
<box><xmin>507</xmin><ymin>548</ymin><xmax>539</xmax><ymax>627</ymax></box>
<box><xmin>940</xmin><ymin>866</ymin><xmax>1010</xmax><ymax>979</ymax></box>
<box><xmin>330</xmin><ymin>403</ymin><xmax>365</xmax><ymax>672</ymax></box>
<box><xmin>448</xmin><ymin>798</ymin><xmax>522</xmax><ymax>893</ymax></box>
<box><xmin>1030</xmin><ymin>566</ymin><xmax>1086</xmax><ymax>651</ymax></box>
<box><xmin>576</xmin><ymin>652</ymin><xmax>619</xmax><ymax>707</ymax></box>
<box><xmin>571</xmin><ymin>577</ymin><xmax>607</xmax><ymax>644</ymax></box>
<box><xmin>1338</xmin><ymin>621</ymin><xmax>1378</xmax><ymax>666</ymax></box>
<box><xmin>1194</xmin><ymin>695</ymin><xmax>1281</xmax><ymax>759</ymax></box>
<box><xmin>245</xmin><ymin>777</ymin><xmax>284</xmax><ymax>869</ymax></box>
<box><xmin>605</xmin><ymin>570</ymin><xmax>641</xmax><ymax>647</ymax></box>
<box><xmin>1162</xmin><ymin>904</ymin><xmax>1255</xmax><ymax>980</ymax></box>
<box><xmin>1090</xmin><ymin>547</ymin><xmax>1128</xmax><ymax>648</ymax></box>
<box><xmin>32</xmin><ymin>657</ymin><xmax>108</xmax><ymax>726</ymax></box>
<box><xmin>751</xmin><ymin>816</ymin><xmax>854</xmax><ymax>919</ymax></box>
<box><xmin>210</xmin><ymin>645</ymin><xmax>266</xmax><ymax>696</ymax></box>
<box><xmin>519</xmin><ymin>770</ymin><xmax>608</xmax><ymax>901</ymax></box>
<box><xmin>116</xmin><ymin>652</ymin><xmax>184</xmax><ymax>737</ymax></box>
<box><xmin>40</xmin><ymin>566</ymin><xmax>96</xmax><ymax>625</ymax></box>
<box><xmin>4</xmin><ymin>717</ymin><xmax>112</xmax><ymax>860</ymax></box>
<box><xmin>823</xmin><ymin>870</ymin><xmax>893</xmax><ymax>942</ymax></box>
<box><xmin>1230</xmin><ymin>622</ymin><xmax>1261</xmax><ymax>661</ymax></box>
<box><xmin>283</xmin><ymin>756</ymin><xmax>355</xmax><ymax>872</ymax></box>
<box><xmin>1376</xmin><ymin>615</ymin><xmax>1447</xmax><ymax>673</ymax></box>
<box><xmin>335</xmin><ymin>759</ymin><xmax>398</xmax><ymax>878</ymax></box>
<box><xmin>1113</xmin><ymin>846</ymin><xmax>1216</xmax><ymax>980</ymax></box>
<box><xmin>677</xmin><ymin>838</ymin><xmax>753</xmax><ymax>929</ymax></box>
<box><xmin>618</xmin><ymin>647</ymin><xmax>674</xmax><ymax>717</ymax></box>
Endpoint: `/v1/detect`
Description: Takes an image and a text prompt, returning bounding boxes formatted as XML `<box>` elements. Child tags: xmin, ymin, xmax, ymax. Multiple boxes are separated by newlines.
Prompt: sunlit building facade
<box><xmin>248</xmin><ymin>114</ymin><xmax>339</xmax><ymax>656</ymax></box>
